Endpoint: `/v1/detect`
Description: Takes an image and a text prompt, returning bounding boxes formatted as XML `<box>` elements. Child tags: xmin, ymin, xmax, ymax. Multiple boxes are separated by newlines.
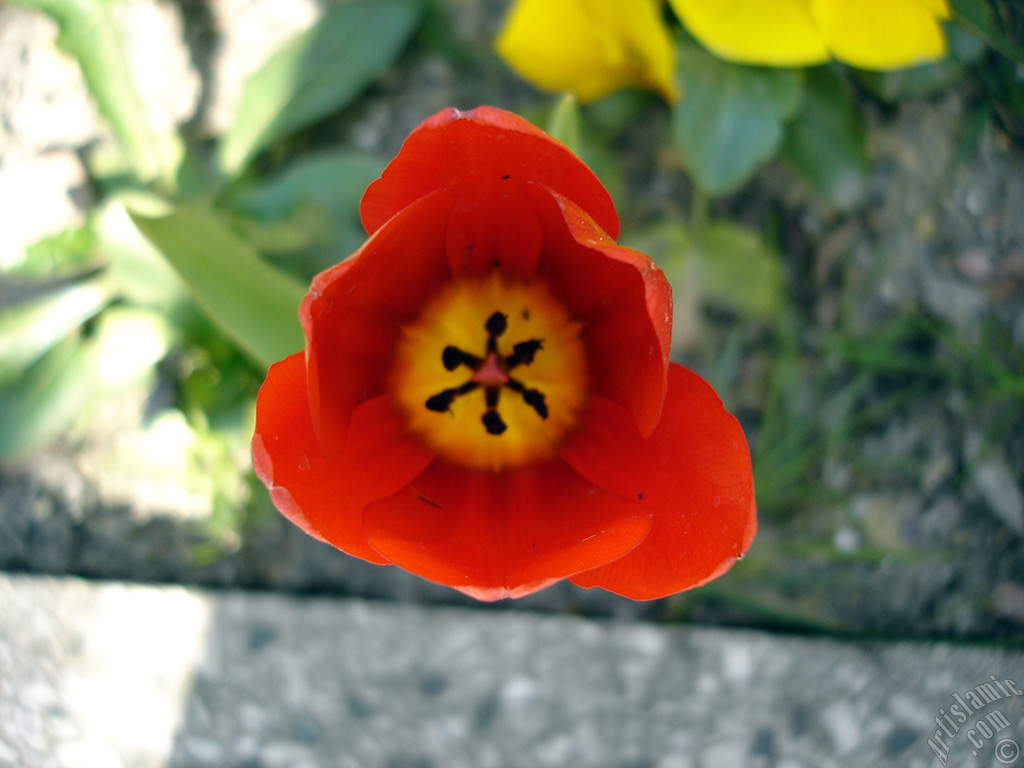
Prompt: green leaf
<box><xmin>0</xmin><ymin>277</ymin><xmax>112</xmax><ymax>386</ymax></box>
<box><xmin>625</xmin><ymin>219</ymin><xmax>784</xmax><ymax>343</ymax></box>
<box><xmin>88</xmin><ymin>306</ymin><xmax>174</xmax><ymax>390</ymax></box>
<box><xmin>950</xmin><ymin>0</ymin><xmax>1024</xmax><ymax>65</ymax></box>
<box><xmin>857</xmin><ymin>25</ymin><xmax>985</xmax><ymax>101</ymax></box>
<box><xmin>238</xmin><ymin>150</ymin><xmax>383</xmax><ymax>222</ymax></box>
<box><xmin>235</xmin><ymin>150</ymin><xmax>384</xmax><ymax>274</ymax></box>
<box><xmin>17</xmin><ymin>223</ymin><xmax>97</xmax><ymax>278</ymax></box>
<box><xmin>13</xmin><ymin>0</ymin><xmax>165</xmax><ymax>185</ymax></box>
<box><xmin>0</xmin><ymin>305</ymin><xmax>173</xmax><ymax>464</ymax></box>
<box><xmin>217</xmin><ymin>0</ymin><xmax>423</xmax><ymax>176</ymax></box>
<box><xmin>97</xmin><ymin>198</ymin><xmax>189</xmax><ymax>309</ymax></box>
<box><xmin>586</xmin><ymin>89</ymin><xmax>652</xmax><ymax>134</ymax></box>
<box><xmin>0</xmin><ymin>337</ymin><xmax>93</xmax><ymax>464</ymax></box>
<box><xmin>781</xmin><ymin>67</ymin><xmax>869</xmax><ymax>211</ymax></box>
<box><xmin>546</xmin><ymin>94</ymin><xmax>582</xmax><ymax>155</ymax></box>
<box><xmin>132</xmin><ymin>206</ymin><xmax>306</xmax><ymax>368</ymax></box>
<box><xmin>672</xmin><ymin>43</ymin><xmax>803</xmax><ymax>195</ymax></box>
<box><xmin>235</xmin><ymin>207</ymin><xmax>337</xmax><ymax>261</ymax></box>
<box><xmin>691</xmin><ymin>222</ymin><xmax>783</xmax><ymax>320</ymax></box>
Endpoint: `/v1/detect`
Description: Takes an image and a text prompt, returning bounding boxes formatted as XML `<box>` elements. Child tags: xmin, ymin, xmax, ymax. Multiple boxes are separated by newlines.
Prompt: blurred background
<box><xmin>1</xmin><ymin>0</ymin><xmax>1022</xmax><ymax>644</ymax></box>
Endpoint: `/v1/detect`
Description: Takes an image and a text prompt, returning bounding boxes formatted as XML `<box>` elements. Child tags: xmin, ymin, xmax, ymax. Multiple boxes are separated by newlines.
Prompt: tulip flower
<box><xmin>668</xmin><ymin>0</ymin><xmax>951</xmax><ymax>70</ymax></box>
<box><xmin>494</xmin><ymin>0</ymin><xmax>678</xmax><ymax>102</ymax></box>
<box><xmin>252</xmin><ymin>106</ymin><xmax>755</xmax><ymax>600</ymax></box>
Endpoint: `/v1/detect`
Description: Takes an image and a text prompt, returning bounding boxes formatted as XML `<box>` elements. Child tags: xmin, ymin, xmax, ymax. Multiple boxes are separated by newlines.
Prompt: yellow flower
<box><xmin>494</xmin><ymin>0</ymin><xmax>679</xmax><ymax>103</ymax></box>
<box><xmin>667</xmin><ymin>0</ymin><xmax>951</xmax><ymax>70</ymax></box>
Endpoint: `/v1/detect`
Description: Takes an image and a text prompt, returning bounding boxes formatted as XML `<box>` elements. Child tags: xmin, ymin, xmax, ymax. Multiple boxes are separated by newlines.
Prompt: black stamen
<box><xmin>485</xmin><ymin>311</ymin><xmax>508</xmax><ymax>337</ymax></box>
<box><xmin>442</xmin><ymin>346</ymin><xmax>463</xmax><ymax>371</ymax></box>
<box><xmin>522</xmin><ymin>388</ymin><xmax>548</xmax><ymax>419</ymax></box>
<box><xmin>485</xmin><ymin>386</ymin><xmax>500</xmax><ymax>409</ymax></box>
<box><xmin>427</xmin><ymin>309</ymin><xmax>553</xmax><ymax>432</ymax></box>
<box><xmin>508</xmin><ymin>339</ymin><xmax>543</xmax><ymax>367</ymax></box>
<box><xmin>442</xmin><ymin>346</ymin><xmax>480</xmax><ymax>372</ymax></box>
<box><xmin>482</xmin><ymin>410</ymin><xmax>507</xmax><ymax>435</ymax></box>
<box><xmin>425</xmin><ymin>389</ymin><xmax>459</xmax><ymax>413</ymax></box>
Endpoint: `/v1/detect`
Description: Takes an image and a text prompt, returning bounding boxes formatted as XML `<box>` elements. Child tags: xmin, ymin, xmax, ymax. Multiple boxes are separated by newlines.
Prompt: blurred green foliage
<box><xmin>132</xmin><ymin>207</ymin><xmax>307</xmax><ymax>369</ymax></box>
<box><xmin>1</xmin><ymin>0</ymin><xmax>424</xmax><ymax>522</ymax></box>
<box><xmin>671</xmin><ymin>41</ymin><xmax>804</xmax><ymax>195</ymax></box>
<box><xmin>217</xmin><ymin>0</ymin><xmax>421</xmax><ymax>176</ymax></box>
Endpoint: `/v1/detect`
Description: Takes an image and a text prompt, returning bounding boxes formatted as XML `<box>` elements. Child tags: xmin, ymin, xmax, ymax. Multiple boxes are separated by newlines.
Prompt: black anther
<box><xmin>482</xmin><ymin>410</ymin><xmax>507</xmax><ymax>435</ymax></box>
<box><xmin>522</xmin><ymin>388</ymin><xmax>548</xmax><ymax>419</ymax></box>
<box><xmin>485</xmin><ymin>312</ymin><xmax>508</xmax><ymax>337</ymax></box>
<box><xmin>442</xmin><ymin>346</ymin><xmax>480</xmax><ymax>372</ymax></box>
<box><xmin>425</xmin><ymin>389</ymin><xmax>459</xmax><ymax>413</ymax></box>
<box><xmin>442</xmin><ymin>346</ymin><xmax>463</xmax><ymax>371</ymax></box>
<box><xmin>509</xmin><ymin>339</ymin><xmax>543</xmax><ymax>367</ymax></box>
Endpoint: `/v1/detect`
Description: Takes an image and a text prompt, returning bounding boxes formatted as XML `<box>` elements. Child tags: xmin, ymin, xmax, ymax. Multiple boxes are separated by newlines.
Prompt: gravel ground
<box><xmin>3</xmin><ymin>573</ymin><xmax>1023</xmax><ymax>768</ymax></box>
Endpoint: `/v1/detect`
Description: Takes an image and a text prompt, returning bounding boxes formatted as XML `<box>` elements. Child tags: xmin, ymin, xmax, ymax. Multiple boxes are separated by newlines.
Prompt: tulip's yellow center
<box><xmin>392</xmin><ymin>275</ymin><xmax>588</xmax><ymax>471</ymax></box>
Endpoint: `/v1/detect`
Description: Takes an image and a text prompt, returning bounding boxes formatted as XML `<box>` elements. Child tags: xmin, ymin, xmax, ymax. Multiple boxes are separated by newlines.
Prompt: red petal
<box><xmin>443</xmin><ymin>182</ymin><xmax>543</xmax><ymax>278</ymax></box>
<box><xmin>455</xmin><ymin>578</ymin><xmax>562</xmax><ymax>602</ymax></box>
<box><xmin>528</xmin><ymin>185</ymin><xmax>672</xmax><ymax>438</ymax></box>
<box><xmin>361</xmin><ymin>459</ymin><xmax>652</xmax><ymax>599</ymax></box>
<box><xmin>565</xmin><ymin>364</ymin><xmax>756</xmax><ymax>600</ymax></box>
<box><xmin>252</xmin><ymin>353</ymin><xmax>434</xmax><ymax>565</ymax></box>
<box><xmin>302</xmin><ymin>189</ymin><xmax>454</xmax><ymax>456</ymax></box>
<box><xmin>558</xmin><ymin>395</ymin><xmax>651</xmax><ymax>501</ymax></box>
<box><xmin>359</xmin><ymin>107</ymin><xmax>618</xmax><ymax>276</ymax></box>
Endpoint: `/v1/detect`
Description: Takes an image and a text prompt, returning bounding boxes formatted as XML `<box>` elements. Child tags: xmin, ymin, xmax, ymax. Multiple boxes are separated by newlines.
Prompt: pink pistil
<box><xmin>472</xmin><ymin>352</ymin><xmax>509</xmax><ymax>385</ymax></box>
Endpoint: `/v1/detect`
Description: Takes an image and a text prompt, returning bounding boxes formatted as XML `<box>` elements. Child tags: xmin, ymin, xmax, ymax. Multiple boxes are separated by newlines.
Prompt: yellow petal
<box><xmin>916</xmin><ymin>0</ymin><xmax>952</xmax><ymax>20</ymax></box>
<box><xmin>590</xmin><ymin>0</ymin><xmax>679</xmax><ymax>101</ymax></box>
<box><xmin>495</xmin><ymin>0</ymin><xmax>678</xmax><ymax>103</ymax></box>
<box><xmin>667</xmin><ymin>0</ymin><xmax>829</xmax><ymax>66</ymax></box>
<box><xmin>810</xmin><ymin>0</ymin><xmax>948</xmax><ymax>69</ymax></box>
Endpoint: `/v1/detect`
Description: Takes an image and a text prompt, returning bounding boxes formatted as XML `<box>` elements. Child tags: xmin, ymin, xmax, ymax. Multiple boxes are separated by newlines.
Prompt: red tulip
<box><xmin>252</xmin><ymin>106</ymin><xmax>756</xmax><ymax>601</ymax></box>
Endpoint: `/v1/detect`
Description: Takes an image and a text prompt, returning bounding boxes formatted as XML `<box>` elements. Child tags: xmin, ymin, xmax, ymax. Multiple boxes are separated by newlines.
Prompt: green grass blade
<box><xmin>13</xmin><ymin>0</ymin><xmax>165</xmax><ymax>185</ymax></box>
<box><xmin>132</xmin><ymin>206</ymin><xmax>306</xmax><ymax>368</ymax></box>
<box><xmin>0</xmin><ymin>277</ymin><xmax>113</xmax><ymax>386</ymax></box>
<box><xmin>217</xmin><ymin>0</ymin><xmax>422</xmax><ymax>176</ymax></box>
<box><xmin>0</xmin><ymin>337</ymin><xmax>93</xmax><ymax>464</ymax></box>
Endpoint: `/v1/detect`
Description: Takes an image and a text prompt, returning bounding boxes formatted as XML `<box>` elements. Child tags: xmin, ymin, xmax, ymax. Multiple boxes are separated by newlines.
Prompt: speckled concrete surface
<box><xmin>1</xmin><ymin>573</ymin><xmax>1021</xmax><ymax>768</ymax></box>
